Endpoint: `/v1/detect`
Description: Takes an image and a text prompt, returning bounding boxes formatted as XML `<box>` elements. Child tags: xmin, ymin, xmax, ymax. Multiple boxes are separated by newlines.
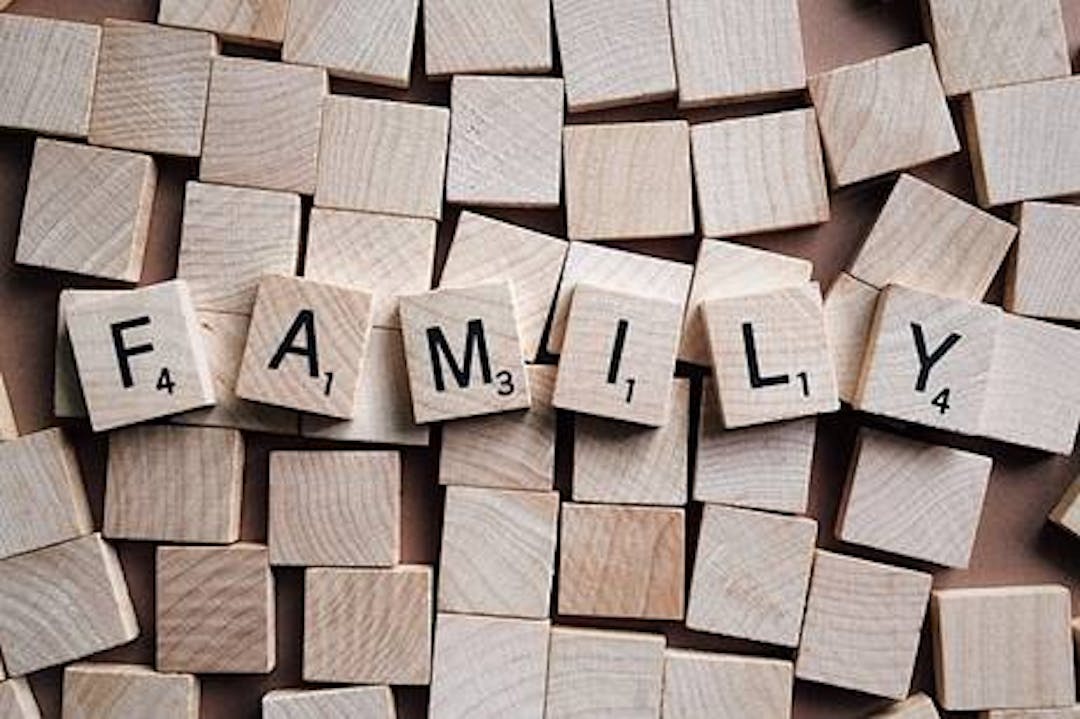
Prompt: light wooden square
<box><xmin>0</xmin><ymin>679</ymin><xmax>39</xmax><ymax>718</ymax></box>
<box><xmin>425</xmin><ymin>0</ymin><xmax>551</xmax><ymax>76</ymax></box>
<box><xmin>982</xmin><ymin>709</ymin><xmax>1080</xmax><ymax>719</ymax></box>
<box><xmin>1007</xmin><ymin>202</ymin><xmax>1080</xmax><ymax>321</ymax></box>
<box><xmin>868</xmin><ymin>694</ymin><xmax>940</xmax><ymax>719</ymax></box>
<box><xmin>663</xmin><ymin>649</ymin><xmax>794</xmax><ymax>719</ymax></box>
<box><xmin>823</xmin><ymin>273</ymin><xmax>881</xmax><ymax>403</ymax></box>
<box><xmin>0</xmin><ymin>374</ymin><xmax>16</xmax><ymax>441</ymax></box>
<box><xmin>158</xmin><ymin>0</ymin><xmax>289</xmax><ymax>45</ymax></box>
<box><xmin>263</xmin><ymin>687</ymin><xmax>395</xmax><ymax>719</ymax></box>
<box><xmin>1050</xmin><ymin>478</ymin><xmax>1080</xmax><ymax>538</ymax></box>
<box><xmin>63</xmin><ymin>663</ymin><xmax>198</xmax><ymax>719</ymax></box>
<box><xmin>55</xmin><ymin>289</ymin><xmax>124</xmax><ymax>419</ymax></box>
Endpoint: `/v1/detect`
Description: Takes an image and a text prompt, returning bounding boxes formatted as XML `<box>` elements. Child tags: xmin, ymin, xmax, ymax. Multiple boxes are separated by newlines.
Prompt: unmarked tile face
<box><xmin>663</xmin><ymin>649</ymin><xmax>794</xmax><ymax>719</ymax></box>
<box><xmin>823</xmin><ymin>273</ymin><xmax>880</xmax><ymax>404</ymax></box>
<box><xmin>63</xmin><ymin>663</ymin><xmax>199</xmax><ymax>719</ymax></box>
<box><xmin>867</xmin><ymin>694</ymin><xmax>940</xmax><ymax>719</ymax></box>
<box><xmin>425</xmin><ymin>0</ymin><xmax>551</xmax><ymax>76</ymax></box>
<box><xmin>1007</xmin><ymin>202</ymin><xmax>1080</xmax><ymax>321</ymax></box>
<box><xmin>158</xmin><ymin>0</ymin><xmax>289</xmax><ymax>44</ymax></box>
<box><xmin>263</xmin><ymin>686</ymin><xmax>394</xmax><ymax>719</ymax></box>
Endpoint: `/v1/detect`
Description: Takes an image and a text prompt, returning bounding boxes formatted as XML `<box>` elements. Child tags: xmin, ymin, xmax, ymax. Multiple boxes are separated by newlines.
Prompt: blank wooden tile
<box><xmin>869</xmin><ymin>694</ymin><xmax>940</xmax><ymax>719</ymax></box>
<box><xmin>304</xmin><ymin>566</ymin><xmax>432</xmax><ymax>685</ymax></box>
<box><xmin>446</xmin><ymin>76</ymin><xmax>563</xmax><ymax>207</ymax></box>
<box><xmin>932</xmin><ymin>585</ymin><xmax>1074</xmax><ymax>711</ymax></box>
<box><xmin>63</xmin><ymin>663</ymin><xmax>198</xmax><ymax>719</ymax></box>
<box><xmin>157</xmin><ymin>544</ymin><xmax>274</xmax><ymax>674</ymax></box>
<box><xmin>269</xmin><ymin>451</ymin><xmax>400</xmax><ymax>567</ymax></box>
<box><xmin>430</xmin><ymin>613</ymin><xmax>549</xmax><ymax>719</ymax></box>
<box><xmin>983</xmin><ymin>710</ymin><xmax>1080</xmax><ymax>719</ymax></box>
<box><xmin>546</xmin><ymin>627</ymin><xmax>664</xmax><ymax>719</ymax></box>
<box><xmin>438</xmin><ymin>485</ymin><xmax>559</xmax><ymax>618</ymax></box>
<box><xmin>316</xmin><ymin>96</ymin><xmax>449</xmax><ymax>220</ymax></box>
<box><xmin>837</xmin><ymin>428</ymin><xmax>991</xmax><ymax>568</ymax></box>
<box><xmin>687</xmin><ymin>505</ymin><xmax>816</xmax><ymax>647</ymax></box>
<box><xmin>823</xmin><ymin>273</ymin><xmax>880</xmax><ymax>404</ymax></box>
<box><xmin>0</xmin><ymin>14</ymin><xmax>100</xmax><ymax>137</ymax></box>
<box><xmin>55</xmin><ymin>290</ymin><xmax>124</xmax><ymax>419</ymax></box>
<box><xmin>663</xmin><ymin>649</ymin><xmax>793</xmax><ymax>719</ymax></box>
<box><xmin>425</xmin><ymin>0</ymin><xmax>551</xmax><ymax>76</ymax></box>
<box><xmin>1050</xmin><ymin>478</ymin><xmax>1080</xmax><ymax>538</ymax></box>
<box><xmin>559</xmin><ymin>503</ymin><xmax>684</xmax><ymax>620</ymax></box>
<box><xmin>0</xmin><ymin>679</ymin><xmax>39</xmax><ymax>718</ymax></box>
<box><xmin>237</xmin><ymin>275</ymin><xmax>373</xmax><ymax>419</ymax></box>
<box><xmin>0</xmin><ymin>534</ymin><xmax>138</xmax><ymax>677</ymax></box>
<box><xmin>89</xmin><ymin>20</ymin><xmax>217</xmax><ymax>157</ymax></box>
<box><xmin>564</xmin><ymin>121</ymin><xmax>694</xmax><ymax>241</ymax></box>
<box><xmin>1007</xmin><ymin>202</ymin><xmax>1080</xmax><ymax>321</ymax></box>
<box><xmin>691</xmin><ymin>108</ymin><xmax>829</xmax><ymax>238</ymax></box>
<box><xmin>0</xmin><ymin>374</ymin><xmax>17</xmax><ymax>441</ymax></box>
<box><xmin>283</xmin><ymin>0</ymin><xmax>418</xmax><ymax>88</ymax></box>
<box><xmin>158</xmin><ymin>0</ymin><xmax>288</xmax><ymax>45</ymax></box>
<box><xmin>17</xmin><ymin>139</ymin><xmax>156</xmax><ymax>283</ymax></box>
<box><xmin>201</xmin><ymin>57</ymin><xmax>327</xmax><ymax>195</ymax></box>
<box><xmin>105</xmin><ymin>425</ymin><xmax>243</xmax><ymax>544</ymax></box>
<box><xmin>809</xmin><ymin>45</ymin><xmax>959</xmax><ymax>187</ymax></box>
<box><xmin>264</xmin><ymin>687</ymin><xmax>395</xmax><ymax>719</ymax></box>
<box><xmin>796</xmin><ymin>550</ymin><xmax>932</xmax><ymax>700</ymax></box>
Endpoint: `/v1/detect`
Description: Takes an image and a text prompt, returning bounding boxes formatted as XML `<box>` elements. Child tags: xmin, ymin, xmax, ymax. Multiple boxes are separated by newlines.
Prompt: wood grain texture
<box><xmin>425</xmin><ymin>0</ymin><xmax>551</xmax><ymax>76</ymax></box>
<box><xmin>55</xmin><ymin>290</ymin><xmax>123</xmax><ymax>419</ymax></box>
<box><xmin>982</xmin><ymin>710</ymin><xmax>1080</xmax><ymax>719</ymax></box>
<box><xmin>0</xmin><ymin>679</ymin><xmax>40</xmax><ymax>718</ymax></box>
<box><xmin>1050</xmin><ymin>477</ymin><xmax>1080</xmax><ymax>538</ymax></box>
<box><xmin>263</xmin><ymin>687</ymin><xmax>395</xmax><ymax>719</ymax></box>
<box><xmin>1007</xmin><ymin>202</ymin><xmax>1080</xmax><ymax>321</ymax></box>
<box><xmin>0</xmin><ymin>374</ymin><xmax>17</xmax><ymax>440</ymax></box>
<box><xmin>823</xmin><ymin>273</ymin><xmax>880</xmax><ymax>404</ymax></box>
<box><xmin>158</xmin><ymin>0</ymin><xmax>289</xmax><ymax>45</ymax></box>
<box><xmin>63</xmin><ymin>663</ymin><xmax>198</xmax><ymax>719</ymax></box>
<box><xmin>869</xmin><ymin>694</ymin><xmax>940</xmax><ymax>719</ymax></box>
<box><xmin>809</xmin><ymin>45</ymin><xmax>958</xmax><ymax>187</ymax></box>
<box><xmin>663</xmin><ymin>649</ymin><xmax>793</xmax><ymax>719</ymax></box>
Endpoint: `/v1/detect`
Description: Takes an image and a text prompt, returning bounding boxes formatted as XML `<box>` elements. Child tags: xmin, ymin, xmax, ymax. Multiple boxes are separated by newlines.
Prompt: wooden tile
<box><xmin>837</xmin><ymin>428</ymin><xmax>991</xmax><ymax>568</ymax></box>
<box><xmin>0</xmin><ymin>14</ymin><xmax>100</xmax><ymax>137</ymax></box>
<box><xmin>809</xmin><ymin>45</ymin><xmax>959</xmax><ymax>187</ymax></box>
<box><xmin>425</xmin><ymin>0</ymin><xmax>551</xmax><ymax>76</ymax></box>
<box><xmin>304</xmin><ymin>208</ymin><xmax>436</xmax><ymax>329</ymax></box>
<box><xmin>399</xmin><ymin>282</ymin><xmax>530</xmax><ymax>423</ymax></box>
<box><xmin>303</xmin><ymin>566</ymin><xmax>433</xmax><ymax>685</ymax></box>
<box><xmin>55</xmin><ymin>290</ymin><xmax>124</xmax><ymax>419</ymax></box>
<box><xmin>869</xmin><ymin>694</ymin><xmax>940</xmax><ymax>719</ymax></box>
<box><xmin>545</xmin><ymin>627</ymin><xmax>665</xmax><ymax>719</ymax></box>
<box><xmin>176</xmin><ymin>181</ymin><xmax>301</xmax><ymax>315</ymax></box>
<box><xmin>687</xmin><ymin>505</ymin><xmax>816</xmax><ymax>647</ymax></box>
<box><xmin>89</xmin><ymin>20</ymin><xmax>217</xmax><ymax>157</ymax></box>
<box><xmin>66</xmin><ymin>280</ymin><xmax>215</xmax><ymax>432</ymax></box>
<box><xmin>104</xmin><ymin>425</ymin><xmax>244</xmax><ymax>544</ymax></box>
<box><xmin>564</xmin><ymin>121</ymin><xmax>694</xmax><ymax>240</ymax></box>
<box><xmin>1007</xmin><ymin>202</ymin><xmax>1080</xmax><ymax>321</ymax></box>
<box><xmin>691</xmin><ymin>108</ymin><xmax>829</xmax><ymax>238</ymax></box>
<box><xmin>824</xmin><ymin>273</ymin><xmax>880</xmax><ymax>404</ymax></box>
<box><xmin>1050</xmin><ymin>477</ymin><xmax>1080</xmax><ymax>538</ymax></box>
<box><xmin>558</xmin><ymin>503</ymin><xmax>684</xmax><ymax>620</ymax></box>
<box><xmin>0</xmin><ymin>534</ymin><xmax>138</xmax><ymax>677</ymax></box>
<box><xmin>440</xmin><ymin>212</ymin><xmax>567</xmax><ymax>361</ymax></box>
<box><xmin>663</xmin><ymin>649</ymin><xmax>794</xmax><ymax>719</ymax></box>
<box><xmin>283</xmin><ymin>0</ymin><xmax>418</xmax><ymax>88</ymax></box>
<box><xmin>446</xmin><ymin>76</ymin><xmax>563</xmax><ymax>207</ymax></box>
<box><xmin>316</xmin><ymin>96</ymin><xmax>449</xmax><ymax>220</ymax></box>
<box><xmin>157</xmin><ymin>543</ymin><xmax>274</xmax><ymax>674</ymax></box>
<box><xmin>429</xmin><ymin>613</ymin><xmax>549</xmax><ymax>719</ymax></box>
<box><xmin>17</xmin><ymin>139</ymin><xmax>156</xmax><ymax>283</ymax></box>
<box><xmin>158</xmin><ymin>0</ymin><xmax>289</xmax><ymax>45</ymax></box>
<box><xmin>0</xmin><ymin>679</ymin><xmax>39</xmax><ymax>718</ymax></box>
<box><xmin>237</xmin><ymin>275</ymin><xmax>373</xmax><ymax>419</ymax></box>
<box><xmin>269</xmin><ymin>451</ymin><xmax>400</xmax><ymax>567</ymax></box>
<box><xmin>63</xmin><ymin>663</ymin><xmax>198</xmax><ymax>719</ymax></box>
<box><xmin>438</xmin><ymin>486</ymin><xmax>559</xmax><ymax>618</ymax></box>
<box><xmin>263</xmin><ymin>687</ymin><xmax>395</xmax><ymax>719</ymax></box>
<box><xmin>932</xmin><ymin>585</ymin><xmax>1074</xmax><ymax>711</ymax></box>
<box><xmin>704</xmin><ymin>283</ymin><xmax>839</xmax><ymax>429</ymax></box>
<box><xmin>572</xmin><ymin>378</ymin><xmax>689</xmax><ymax>505</ymax></box>
<box><xmin>982</xmin><ymin>710</ymin><xmax>1080</xmax><ymax>719</ymax></box>
<box><xmin>796</xmin><ymin>550</ymin><xmax>932</xmax><ymax>700</ymax></box>
<box><xmin>201</xmin><ymin>57</ymin><xmax>327</xmax><ymax>195</ymax></box>
<box><xmin>0</xmin><ymin>374</ymin><xmax>17</xmax><ymax>440</ymax></box>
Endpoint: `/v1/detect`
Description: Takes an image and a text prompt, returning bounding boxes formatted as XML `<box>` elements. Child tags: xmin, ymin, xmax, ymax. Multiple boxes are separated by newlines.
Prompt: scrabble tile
<box><xmin>430</xmin><ymin>613</ymin><xmax>549</xmax><ymax>719</ymax></box>
<box><xmin>796</xmin><ymin>550</ymin><xmax>932</xmax><ymax>700</ymax></box>
<box><xmin>0</xmin><ymin>14</ymin><xmax>100</xmax><ymax>137</ymax></box>
<box><xmin>869</xmin><ymin>694</ymin><xmax>940</xmax><ymax>719</ymax></box>
<box><xmin>440</xmin><ymin>212</ymin><xmax>567</xmax><ymax>361</ymax></box>
<box><xmin>269</xmin><ymin>451</ymin><xmax>400</xmax><ymax>567</ymax></box>
<box><xmin>837</xmin><ymin>428</ymin><xmax>991</xmax><ymax>568</ymax></box>
<box><xmin>1007</xmin><ymin>202</ymin><xmax>1080</xmax><ymax>321</ymax></box>
<box><xmin>439</xmin><ymin>364</ymin><xmax>555</xmax><ymax>490</ymax></box>
<box><xmin>704</xmin><ymin>283</ymin><xmax>839</xmax><ymax>429</ymax></box>
<box><xmin>663</xmin><ymin>649</ymin><xmax>794</xmax><ymax>719</ymax></box>
<box><xmin>304</xmin><ymin>566</ymin><xmax>433</xmax><ymax>685</ymax></box>
<box><xmin>17</xmin><ymin>139</ymin><xmax>156</xmax><ymax>283</ymax></box>
<box><xmin>237</xmin><ymin>275</ymin><xmax>373</xmax><ymax>419</ymax></box>
<box><xmin>0</xmin><ymin>534</ymin><xmax>138</xmax><ymax>676</ymax></box>
<box><xmin>691</xmin><ymin>108</ymin><xmax>829</xmax><ymax>238</ymax></box>
<box><xmin>158</xmin><ymin>0</ymin><xmax>289</xmax><ymax>45</ymax></box>
<box><xmin>446</xmin><ymin>76</ymin><xmax>563</xmax><ymax>208</ymax></box>
<box><xmin>552</xmin><ymin>0</ymin><xmax>676</xmax><ymax>112</ymax></box>
<box><xmin>399</xmin><ymin>282</ymin><xmax>530</xmax><ymax>423</ymax></box>
<box><xmin>932</xmin><ymin>585</ymin><xmax>1074</xmax><ymax>711</ymax></box>
<box><xmin>823</xmin><ymin>273</ymin><xmax>880</xmax><ymax>403</ymax></box>
<box><xmin>809</xmin><ymin>45</ymin><xmax>959</xmax><ymax>187</ymax></box>
<box><xmin>283</xmin><ymin>0</ymin><xmax>418</xmax><ymax>88</ymax></box>
<box><xmin>201</xmin><ymin>57</ymin><xmax>327</xmax><ymax>195</ymax></box>
<box><xmin>1050</xmin><ymin>478</ymin><xmax>1080</xmax><ymax>538</ymax></box>
<box><xmin>89</xmin><ymin>20</ymin><xmax>217</xmax><ymax>157</ymax></box>
<box><xmin>0</xmin><ymin>374</ymin><xmax>17</xmax><ymax>440</ymax></box>
<box><xmin>0</xmin><ymin>679</ymin><xmax>39</xmax><ymax>718</ymax></box>
<box><xmin>157</xmin><ymin>544</ymin><xmax>274</xmax><ymax>673</ymax></box>
<box><xmin>304</xmin><ymin>208</ymin><xmax>436</xmax><ymax>329</ymax></box>
<box><xmin>572</xmin><ymin>378</ymin><xmax>689</xmax><ymax>505</ymax></box>
<box><xmin>564</xmin><ymin>121</ymin><xmax>694</xmax><ymax>241</ymax></box>
<box><xmin>63</xmin><ymin>663</ymin><xmax>198</xmax><ymax>719</ymax></box>
<box><xmin>316</xmin><ymin>96</ymin><xmax>449</xmax><ymax>220</ymax></box>
<box><xmin>687</xmin><ymin>505</ymin><xmax>816</xmax><ymax>647</ymax></box>
<box><xmin>965</xmin><ymin>76</ymin><xmax>1080</xmax><ymax>207</ymax></box>
<box><xmin>558</xmin><ymin>503</ymin><xmax>684</xmax><ymax>620</ymax></box>
<box><xmin>263</xmin><ymin>687</ymin><xmax>395</xmax><ymax>719</ymax></box>
<box><xmin>545</xmin><ymin>627</ymin><xmax>665</xmax><ymax>719</ymax></box>
<box><xmin>104</xmin><ymin>425</ymin><xmax>244</xmax><ymax>544</ymax></box>
<box><xmin>924</xmin><ymin>0</ymin><xmax>1069</xmax><ymax>96</ymax></box>
<box><xmin>66</xmin><ymin>281</ymin><xmax>214</xmax><ymax>432</ymax></box>
<box><xmin>176</xmin><ymin>181</ymin><xmax>302</xmax><ymax>314</ymax></box>
<box><xmin>983</xmin><ymin>710</ymin><xmax>1080</xmax><ymax>719</ymax></box>
<box><xmin>55</xmin><ymin>290</ymin><xmax>124</xmax><ymax>419</ymax></box>
<box><xmin>425</xmin><ymin>0</ymin><xmax>551</xmax><ymax>76</ymax></box>
<box><xmin>438</xmin><ymin>486</ymin><xmax>559</xmax><ymax>618</ymax></box>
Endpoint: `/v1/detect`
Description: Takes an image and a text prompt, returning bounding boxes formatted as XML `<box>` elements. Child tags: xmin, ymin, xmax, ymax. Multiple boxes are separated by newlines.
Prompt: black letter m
<box><xmin>426</xmin><ymin>319</ymin><xmax>492</xmax><ymax>391</ymax></box>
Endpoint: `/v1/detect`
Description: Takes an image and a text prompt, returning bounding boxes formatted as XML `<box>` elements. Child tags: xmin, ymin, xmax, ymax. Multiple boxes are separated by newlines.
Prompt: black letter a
<box><xmin>426</xmin><ymin>319</ymin><xmax>492</xmax><ymax>391</ymax></box>
<box><xmin>269</xmin><ymin>309</ymin><xmax>319</xmax><ymax>378</ymax></box>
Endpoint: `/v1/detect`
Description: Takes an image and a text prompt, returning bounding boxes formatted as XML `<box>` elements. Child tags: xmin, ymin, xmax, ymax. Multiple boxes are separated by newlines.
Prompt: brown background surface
<box><xmin>0</xmin><ymin>1</ymin><xmax>1078</xmax><ymax>717</ymax></box>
